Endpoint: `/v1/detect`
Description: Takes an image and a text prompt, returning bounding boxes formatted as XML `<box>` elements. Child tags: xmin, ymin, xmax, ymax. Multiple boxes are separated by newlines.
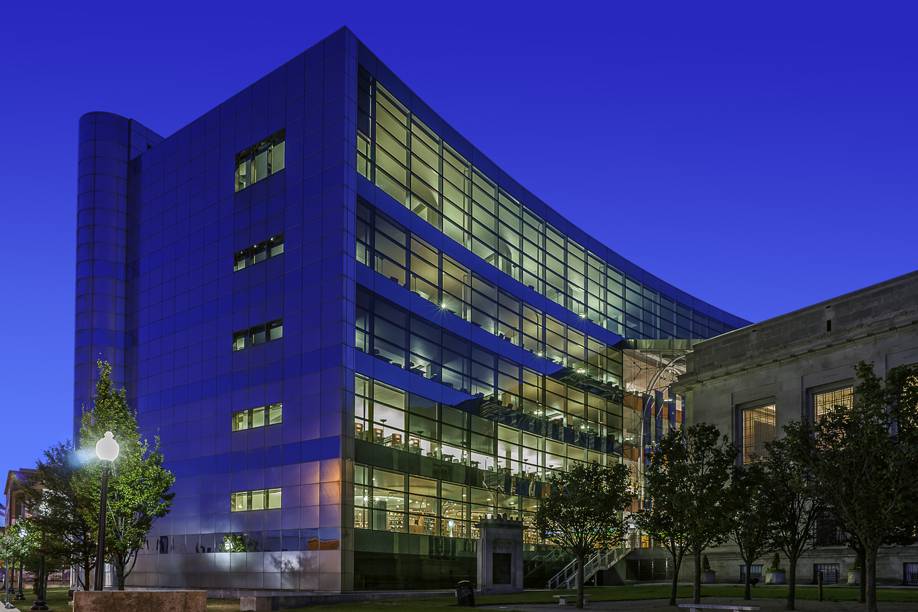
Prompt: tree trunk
<box><xmin>83</xmin><ymin>562</ymin><xmax>91</xmax><ymax>592</ymax></box>
<box><xmin>40</xmin><ymin>561</ymin><xmax>47</xmax><ymax>602</ymax></box>
<box><xmin>669</xmin><ymin>554</ymin><xmax>682</xmax><ymax>606</ymax></box>
<box><xmin>576</xmin><ymin>553</ymin><xmax>585</xmax><ymax>609</ymax></box>
<box><xmin>114</xmin><ymin>557</ymin><xmax>126</xmax><ymax>591</ymax></box>
<box><xmin>865</xmin><ymin>547</ymin><xmax>878</xmax><ymax>612</ymax></box>
<box><xmin>744</xmin><ymin>560</ymin><xmax>752</xmax><ymax>600</ymax></box>
<box><xmin>786</xmin><ymin>556</ymin><xmax>797</xmax><ymax>611</ymax></box>
<box><xmin>692</xmin><ymin>550</ymin><xmax>702</xmax><ymax>604</ymax></box>
<box><xmin>857</xmin><ymin>547</ymin><xmax>866</xmax><ymax>604</ymax></box>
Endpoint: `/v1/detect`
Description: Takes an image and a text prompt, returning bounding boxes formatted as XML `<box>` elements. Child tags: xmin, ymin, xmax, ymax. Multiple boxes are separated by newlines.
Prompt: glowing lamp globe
<box><xmin>95</xmin><ymin>431</ymin><xmax>120</xmax><ymax>462</ymax></box>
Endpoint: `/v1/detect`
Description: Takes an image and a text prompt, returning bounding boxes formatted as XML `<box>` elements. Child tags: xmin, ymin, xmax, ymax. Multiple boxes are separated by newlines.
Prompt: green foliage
<box><xmin>762</xmin><ymin>419</ymin><xmax>821</xmax><ymax>610</ymax></box>
<box><xmin>811</xmin><ymin>362</ymin><xmax>918</xmax><ymax>612</ymax></box>
<box><xmin>639</xmin><ymin>423</ymin><xmax>736</xmax><ymax>605</ymax></box>
<box><xmin>22</xmin><ymin>442</ymin><xmax>98</xmax><ymax>589</ymax></box>
<box><xmin>222</xmin><ymin>534</ymin><xmax>252</xmax><ymax>552</ymax></box>
<box><xmin>73</xmin><ymin>360</ymin><xmax>175</xmax><ymax>589</ymax></box>
<box><xmin>729</xmin><ymin>461</ymin><xmax>772</xmax><ymax>599</ymax></box>
<box><xmin>78</xmin><ymin>361</ymin><xmax>140</xmax><ymax>449</ymax></box>
<box><xmin>535</xmin><ymin>461</ymin><xmax>632</xmax><ymax>608</ymax></box>
<box><xmin>535</xmin><ymin>461</ymin><xmax>633</xmax><ymax>556</ymax></box>
<box><xmin>0</xmin><ymin>519</ymin><xmax>38</xmax><ymax>563</ymax></box>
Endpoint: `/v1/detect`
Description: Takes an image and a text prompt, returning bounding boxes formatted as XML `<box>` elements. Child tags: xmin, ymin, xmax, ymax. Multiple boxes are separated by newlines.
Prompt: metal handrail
<box><xmin>546</xmin><ymin>543</ymin><xmax>631</xmax><ymax>590</ymax></box>
<box><xmin>524</xmin><ymin>546</ymin><xmax>569</xmax><ymax>579</ymax></box>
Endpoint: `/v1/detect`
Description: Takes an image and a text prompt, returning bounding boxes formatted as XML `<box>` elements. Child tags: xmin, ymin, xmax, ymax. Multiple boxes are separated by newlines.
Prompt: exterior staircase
<box><xmin>524</xmin><ymin>546</ymin><xmax>570</xmax><ymax>583</ymax></box>
<box><xmin>546</xmin><ymin>543</ymin><xmax>632</xmax><ymax>590</ymax></box>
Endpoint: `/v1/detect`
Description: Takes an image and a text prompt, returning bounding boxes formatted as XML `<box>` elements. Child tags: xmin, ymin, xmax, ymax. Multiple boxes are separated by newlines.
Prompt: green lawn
<box><xmin>37</xmin><ymin>583</ymin><xmax>918</xmax><ymax>611</ymax></box>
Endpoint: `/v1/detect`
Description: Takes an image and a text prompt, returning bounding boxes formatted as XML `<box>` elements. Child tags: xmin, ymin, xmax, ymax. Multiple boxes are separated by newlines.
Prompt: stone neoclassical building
<box><xmin>676</xmin><ymin>270</ymin><xmax>918</xmax><ymax>585</ymax></box>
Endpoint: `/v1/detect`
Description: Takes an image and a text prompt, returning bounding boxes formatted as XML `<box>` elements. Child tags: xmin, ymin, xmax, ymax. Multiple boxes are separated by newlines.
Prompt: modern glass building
<box><xmin>74</xmin><ymin>27</ymin><xmax>748</xmax><ymax>592</ymax></box>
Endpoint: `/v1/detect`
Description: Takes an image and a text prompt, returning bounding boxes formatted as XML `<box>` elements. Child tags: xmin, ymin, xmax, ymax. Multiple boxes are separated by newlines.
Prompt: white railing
<box><xmin>547</xmin><ymin>543</ymin><xmax>632</xmax><ymax>590</ymax></box>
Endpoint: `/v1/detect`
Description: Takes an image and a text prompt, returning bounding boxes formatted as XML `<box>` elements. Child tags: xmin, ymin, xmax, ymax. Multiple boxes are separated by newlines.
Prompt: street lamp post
<box><xmin>15</xmin><ymin>528</ymin><xmax>24</xmax><ymax>601</ymax></box>
<box><xmin>93</xmin><ymin>432</ymin><xmax>119</xmax><ymax>592</ymax></box>
<box><xmin>29</xmin><ymin>554</ymin><xmax>46</xmax><ymax>611</ymax></box>
<box><xmin>2</xmin><ymin>561</ymin><xmax>13</xmax><ymax>611</ymax></box>
<box><xmin>3</xmin><ymin>556</ymin><xmax>11</xmax><ymax>609</ymax></box>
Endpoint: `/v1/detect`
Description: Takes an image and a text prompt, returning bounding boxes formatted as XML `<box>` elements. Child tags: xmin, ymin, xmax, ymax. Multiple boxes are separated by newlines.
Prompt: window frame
<box><xmin>234</xmin><ymin>130</ymin><xmax>286</xmax><ymax>192</ymax></box>
<box><xmin>736</xmin><ymin>400</ymin><xmax>777</xmax><ymax>464</ymax></box>
<box><xmin>809</xmin><ymin>382</ymin><xmax>855</xmax><ymax>422</ymax></box>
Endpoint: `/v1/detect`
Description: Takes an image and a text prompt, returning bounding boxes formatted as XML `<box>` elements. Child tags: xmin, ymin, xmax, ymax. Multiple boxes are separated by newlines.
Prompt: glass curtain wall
<box><xmin>357</xmin><ymin>69</ymin><xmax>729</xmax><ymax>341</ymax></box>
<box><xmin>356</xmin><ymin>289</ymin><xmax>624</xmax><ymax>446</ymax></box>
<box><xmin>353</xmin><ymin>375</ymin><xmax>620</xmax><ymax>544</ymax></box>
<box><xmin>353</xmin><ymin>462</ymin><xmax>542</xmax><ymax>544</ymax></box>
<box><xmin>357</xmin><ymin>200</ymin><xmax>623</xmax><ymax>389</ymax></box>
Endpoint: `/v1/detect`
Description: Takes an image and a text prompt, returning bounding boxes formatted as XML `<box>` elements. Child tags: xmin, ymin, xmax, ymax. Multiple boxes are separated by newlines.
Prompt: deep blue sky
<box><xmin>2</xmin><ymin>2</ymin><xmax>916</xmax><ymax>475</ymax></box>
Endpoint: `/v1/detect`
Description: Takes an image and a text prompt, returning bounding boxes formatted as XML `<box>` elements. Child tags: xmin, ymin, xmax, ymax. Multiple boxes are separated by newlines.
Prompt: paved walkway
<box><xmin>484</xmin><ymin>598</ymin><xmax>917</xmax><ymax>611</ymax></box>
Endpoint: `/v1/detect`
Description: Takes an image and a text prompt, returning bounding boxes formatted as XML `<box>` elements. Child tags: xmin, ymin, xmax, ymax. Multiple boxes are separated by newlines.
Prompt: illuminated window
<box><xmin>741</xmin><ymin>403</ymin><xmax>776</xmax><ymax>464</ymax></box>
<box><xmin>230</xmin><ymin>488</ymin><xmax>282</xmax><ymax>512</ymax></box>
<box><xmin>813</xmin><ymin>386</ymin><xmax>854</xmax><ymax>421</ymax></box>
<box><xmin>267</xmin><ymin>488</ymin><xmax>282</xmax><ymax>510</ymax></box>
<box><xmin>232</xmin><ymin>320</ymin><xmax>283</xmax><ymax>351</ymax></box>
<box><xmin>234</xmin><ymin>235</ymin><xmax>284</xmax><ymax>271</ymax></box>
<box><xmin>354</xmin><ymin>69</ymin><xmax>736</xmax><ymax>341</ymax></box>
<box><xmin>231</xmin><ymin>492</ymin><xmax>247</xmax><ymax>512</ymax></box>
<box><xmin>354</xmin><ymin>201</ymin><xmax>625</xmax><ymax>389</ymax></box>
<box><xmin>231</xmin><ymin>403</ymin><xmax>283</xmax><ymax>431</ymax></box>
<box><xmin>235</xmin><ymin>131</ymin><xmax>285</xmax><ymax>191</ymax></box>
<box><xmin>353</xmin><ymin>458</ymin><xmax>552</xmax><ymax>543</ymax></box>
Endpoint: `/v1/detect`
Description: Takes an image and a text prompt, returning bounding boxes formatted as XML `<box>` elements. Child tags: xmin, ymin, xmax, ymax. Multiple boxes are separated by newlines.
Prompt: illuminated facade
<box><xmin>677</xmin><ymin>271</ymin><xmax>918</xmax><ymax>585</ymax></box>
<box><xmin>74</xmin><ymin>28</ymin><xmax>746</xmax><ymax>592</ymax></box>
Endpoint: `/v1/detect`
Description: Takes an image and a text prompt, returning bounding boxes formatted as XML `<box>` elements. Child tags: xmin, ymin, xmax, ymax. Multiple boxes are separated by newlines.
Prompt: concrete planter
<box><xmin>848</xmin><ymin>569</ymin><xmax>861</xmax><ymax>585</ymax></box>
<box><xmin>240</xmin><ymin>596</ymin><xmax>272</xmax><ymax>612</ymax></box>
<box><xmin>701</xmin><ymin>570</ymin><xmax>716</xmax><ymax>584</ymax></box>
<box><xmin>765</xmin><ymin>570</ymin><xmax>786</xmax><ymax>585</ymax></box>
<box><xmin>74</xmin><ymin>590</ymin><xmax>207</xmax><ymax>612</ymax></box>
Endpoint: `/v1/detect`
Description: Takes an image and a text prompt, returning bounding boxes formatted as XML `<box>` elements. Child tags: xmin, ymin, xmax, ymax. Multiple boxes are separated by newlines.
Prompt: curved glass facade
<box><xmin>357</xmin><ymin>72</ymin><xmax>742</xmax><ymax>340</ymax></box>
<box><xmin>75</xmin><ymin>28</ymin><xmax>747</xmax><ymax>592</ymax></box>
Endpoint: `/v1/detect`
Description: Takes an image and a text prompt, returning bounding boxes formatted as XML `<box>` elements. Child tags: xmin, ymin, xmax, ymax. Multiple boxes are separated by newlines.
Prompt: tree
<box><xmin>21</xmin><ymin>501</ymin><xmax>69</xmax><ymax>603</ymax></box>
<box><xmin>762</xmin><ymin>420</ymin><xmax>822</xmax><ymax>611</ymax></box>
<box><xmin>23</xmin><ymin>443</ymin><xmax>98</xmax><ymax>590</ymax></box>
<box><xmin>811</xmin><ymin>362</ymin><xmax>918</xmax><ymax>612</ymax></box>
<box><xmin>535</xmin><ymin>462</ymin><xmax>633</xmax><ymax>609</ymax></box>
<box><xmin>639</xmin><ymin>430</ymin><xmax>690</xmax><ymax>607</ymax></box>
<box><xmin>74</xmin><ymin>360</ymin><xmax>175</xmax><ymax>589</ymax></box>
<box><xmin>0</xmin><ymin>519</ymin><xmax>38</xmax><ymax>593</ymax></box>
<box><xmin>104</xmin><ymin>438</ymin><xmax>175</xmax><ymax>588</ymax></box>
<box><xmin>729</xmin><ymin>462</ymin><xmax>772</xmax><ymax>601</ymax></box>
<box><xmin>640</xmin><ymin>424</ymin><xmax>735</xmax><ymax>606</ymax></box>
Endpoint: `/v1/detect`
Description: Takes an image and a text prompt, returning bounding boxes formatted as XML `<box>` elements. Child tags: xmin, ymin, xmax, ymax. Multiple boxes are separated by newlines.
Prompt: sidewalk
<box><xmin>484</xmin><ymin>598</ymin><xmax>918</xmax><ymax>611</ymax></box>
